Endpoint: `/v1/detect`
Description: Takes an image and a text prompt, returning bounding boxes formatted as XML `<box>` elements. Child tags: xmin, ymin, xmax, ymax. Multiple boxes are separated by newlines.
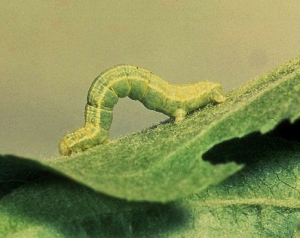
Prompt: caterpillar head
<box><xmin>58</xmin><ymin>138</ymin><xmax>72</xmax><ymax>156</ymax></box>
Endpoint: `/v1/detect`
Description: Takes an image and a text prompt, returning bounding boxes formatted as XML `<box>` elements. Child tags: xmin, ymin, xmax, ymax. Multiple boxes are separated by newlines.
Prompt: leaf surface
<box><xmin>1</xmin><ymin>56</ymin><xmax>299</xmax><ymax>203</ymax></box>
<box><xmin>40</xmin><ymin>56</ymin><xmax>300</xmax><ymax>201</ymax></box>
<box><xmin>1</xmin><ymin>136</ymin><xmax>299</xmax><ymax>237</ymax></box>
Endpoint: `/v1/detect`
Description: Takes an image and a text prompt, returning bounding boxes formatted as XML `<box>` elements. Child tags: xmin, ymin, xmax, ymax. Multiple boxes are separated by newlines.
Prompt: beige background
<box><xmin>1</xmin><ymin>1</ymin><xmax>299</xmax><ymax>158</ymax></box>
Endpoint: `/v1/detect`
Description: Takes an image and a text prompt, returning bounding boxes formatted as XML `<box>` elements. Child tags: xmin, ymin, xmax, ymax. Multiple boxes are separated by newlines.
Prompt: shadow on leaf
<box><xmin>1</xmin><ymin>175</ymin><xmax>189</xmax><ymax>237</ymax></box>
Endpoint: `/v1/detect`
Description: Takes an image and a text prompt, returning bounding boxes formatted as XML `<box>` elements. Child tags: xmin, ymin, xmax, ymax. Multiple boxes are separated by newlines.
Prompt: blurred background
<box><xmin>1</xmin><ymin>1</ymin><xmax>299</xmax><ymax>158</ymax></box>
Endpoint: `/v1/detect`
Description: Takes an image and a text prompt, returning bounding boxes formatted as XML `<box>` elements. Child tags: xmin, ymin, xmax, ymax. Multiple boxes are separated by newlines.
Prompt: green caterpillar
<box><xmin>59</xmin><ymin>65</ymin><xmax>226</xmax><ymax>155</ymax></box>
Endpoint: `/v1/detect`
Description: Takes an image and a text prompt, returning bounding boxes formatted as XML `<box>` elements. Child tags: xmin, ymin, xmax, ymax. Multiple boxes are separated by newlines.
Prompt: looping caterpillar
<box><xmin>59</xmin><ymin>65</ymin><xmax>226</xmax><ymax>156</ymax></box>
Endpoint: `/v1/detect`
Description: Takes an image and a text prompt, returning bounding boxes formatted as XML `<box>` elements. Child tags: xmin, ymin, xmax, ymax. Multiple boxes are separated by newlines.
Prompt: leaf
<box><xmin>1</xmin><ymin>135</ymin><xmax>299</xmax><ymax>237</ymax></box>
<box><xmin>0</xmin><ymin>175</ymin><xmax>151</xmax><ymax>237</ymax></box>
<box><xmin>180</xmin><ymin>135</ymin><xmax>300</xmax><ymax>237</ymax></box>
<box><xmin>1</xmin><ymin>56</ymin><xmax>300</xmax><ymax>237</ymax></box>
<box><xmin>42</xmin><ymin>56</ymin><xmax>300</xmax><ymax>201</ymax></box>
<box><xmin>1</xmin><ymin>56</ymin><xmax>300</xmax><ymax>203</ymax></box>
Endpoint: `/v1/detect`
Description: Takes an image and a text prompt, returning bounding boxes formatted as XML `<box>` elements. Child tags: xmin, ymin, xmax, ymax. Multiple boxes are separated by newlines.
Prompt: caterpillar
<box><xmin>59</xmin><ymin>65</ymin><xmax>226</xmax><ymax>156</ymax></box>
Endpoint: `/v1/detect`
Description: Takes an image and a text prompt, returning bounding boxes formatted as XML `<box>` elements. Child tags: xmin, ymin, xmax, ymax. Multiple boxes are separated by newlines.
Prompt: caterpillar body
<box><xmin>59</xmin><ymin>65</ymin><xmax>226</xmax><ymax>156</ymax></box>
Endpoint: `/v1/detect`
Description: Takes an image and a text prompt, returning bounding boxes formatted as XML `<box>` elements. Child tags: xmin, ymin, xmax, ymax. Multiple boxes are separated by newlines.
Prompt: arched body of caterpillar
<box><xmin>58</xmin><ymin>65</ymin><xmax>226</xmax><ymax>156</ymax></box>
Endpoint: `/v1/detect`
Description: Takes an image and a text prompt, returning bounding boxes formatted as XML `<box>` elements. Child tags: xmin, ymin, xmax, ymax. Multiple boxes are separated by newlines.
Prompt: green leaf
<box><xmin>43</xmin><ymin>56</ymin><xmax>300</xmax><ymax>201</ymax></box>
<box><xmin>1</xmin><ymin>56</ymin><xmax>300</xmax><ymax>203</ymax></box>
<box><xmin>181</xmin><ymin>135</ymin><xmax>300</xmax><ymax>237</ymax></box>
<box><xmin>1</xmin><ymin>56</ymin><xmax>300</xmax><ymax>237</ymax></box>
<box><xmin>1</xmin><ymin>135</ymin><xmax>299</xmax><ymax>237</ymax></box>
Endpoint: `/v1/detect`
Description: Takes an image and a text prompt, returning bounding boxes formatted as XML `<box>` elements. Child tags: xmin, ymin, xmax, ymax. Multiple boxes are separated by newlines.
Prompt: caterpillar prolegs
<box><xmin>59</xmin><ymin>65</ymin><xmax>226</xmax><ymax>156</ymax></box>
